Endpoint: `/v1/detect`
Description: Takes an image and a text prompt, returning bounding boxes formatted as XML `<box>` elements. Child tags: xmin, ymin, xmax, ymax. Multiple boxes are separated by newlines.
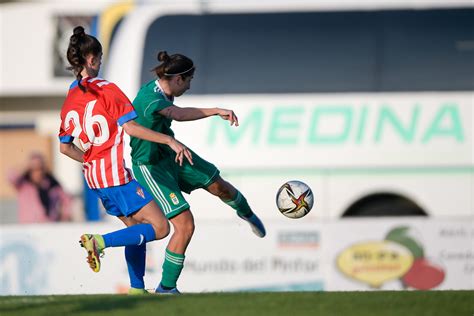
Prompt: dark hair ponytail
<box><xmin>66</xmin><ymin>26</ymin><xmax>102</xmax><ymax>92</ymax></box>
<box><xmin>153</xmin><ymin>51</ymin><xmax>195</xmax><ymax>80</ymax></box>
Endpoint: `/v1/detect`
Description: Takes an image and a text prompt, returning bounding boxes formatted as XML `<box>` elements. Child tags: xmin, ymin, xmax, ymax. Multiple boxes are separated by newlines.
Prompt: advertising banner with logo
<box><xmin>0</xmin><ymin>218</ymin><xmax>472</xmax><ymax>295</ymax></box>
<box><xmin>325</xmin><ymin>218</ymin><xmax>474</xmax><ymax>290</ymax></box>
<box><xmin>0</xmin><ymin>220</ymin><xmax>324</xmax><ymax>295</ymax></box>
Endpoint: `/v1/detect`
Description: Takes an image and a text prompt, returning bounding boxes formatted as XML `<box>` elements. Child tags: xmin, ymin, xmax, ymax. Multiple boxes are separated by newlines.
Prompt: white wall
<box><xmin>0</xmin><ymin>2</ymin><xmax>107</xmax><ymax>96</ymax></box>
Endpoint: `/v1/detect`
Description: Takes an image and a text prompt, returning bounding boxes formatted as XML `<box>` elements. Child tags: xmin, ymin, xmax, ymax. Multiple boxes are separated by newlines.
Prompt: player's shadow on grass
<box><xmin>0</xmin><ymin>294</ymin><xmax>177</xmax><ymax>315</ymax></box>
<box><xmin>73</xmin><ymin>294</ymin><xmax>176</xmax><ymax>313</ymax></box>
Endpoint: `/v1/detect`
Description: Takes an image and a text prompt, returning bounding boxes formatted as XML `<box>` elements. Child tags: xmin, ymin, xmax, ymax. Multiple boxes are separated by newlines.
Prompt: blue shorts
<box><xmin>93</xmin><ymin>180</ymin><xmax>153</xmax><ymax>217</ymax></box>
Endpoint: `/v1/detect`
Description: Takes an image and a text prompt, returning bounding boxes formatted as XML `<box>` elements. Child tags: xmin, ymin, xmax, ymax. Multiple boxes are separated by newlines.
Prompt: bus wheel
<box><xmin>342</xmin><ymin>193</ymin><xmax>427</xmax><ymax>217</ymax></box>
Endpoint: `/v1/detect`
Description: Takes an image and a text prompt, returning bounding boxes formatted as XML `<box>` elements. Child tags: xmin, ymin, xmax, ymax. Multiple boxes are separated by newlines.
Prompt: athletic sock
<box><xmin>102</xmin><ymin>223</ymin><xmax>155</xmax><ymax>248</ymax></box>
<box><xmin>125</xmin><ymin>243</ymin><xmax>146</xmax><ymax>289</ymax></box>
<box><xmin>160</xmin><ymin>248</ymin><xmax>185</xmax><ymax>289</ymax></box>
<box><xmin>224</xmin><ymin>190</ymin><xmax>253</xmax><ymax>218</ymax></box>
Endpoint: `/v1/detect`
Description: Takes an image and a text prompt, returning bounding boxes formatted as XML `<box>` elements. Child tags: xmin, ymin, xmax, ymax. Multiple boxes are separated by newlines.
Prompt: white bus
<box><xmin>104</xmin><ymin>1</ymin><xmax>473</xmax><ymax>221</ymax></box>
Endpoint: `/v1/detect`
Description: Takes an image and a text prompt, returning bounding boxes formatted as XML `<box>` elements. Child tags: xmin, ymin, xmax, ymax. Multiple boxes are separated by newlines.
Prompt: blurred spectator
<box><xmin>7</xmin><ymin>152</ymin><xmax>72</xmax><ymax>223</ymax></box>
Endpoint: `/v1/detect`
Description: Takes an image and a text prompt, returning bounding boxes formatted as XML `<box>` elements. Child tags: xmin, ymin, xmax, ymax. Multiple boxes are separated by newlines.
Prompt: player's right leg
<box><xmin>175</xmin><ymin>150</ymin><xmax>266</xmax><ymax>238</ymax></box>
<box><xmin>79</xmin><ymin>180</ymin><xmax>169</xmax><ymax>273</ymax></box>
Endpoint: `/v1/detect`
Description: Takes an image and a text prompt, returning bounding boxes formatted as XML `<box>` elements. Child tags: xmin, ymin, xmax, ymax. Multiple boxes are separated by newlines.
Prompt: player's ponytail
<box><xmin>153</xmin><ymin>51</ymin><xmax>195</xmax><ymax>80</ymax></box>
<box><xmin>66</xmin><ymin>26</ymin><xmax>102</xmax><ymax>92</ymax></box>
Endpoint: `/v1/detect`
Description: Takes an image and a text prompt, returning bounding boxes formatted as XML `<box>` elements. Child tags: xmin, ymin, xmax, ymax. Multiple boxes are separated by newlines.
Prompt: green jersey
<box><xmin>130</xmin><ymin>79</ymin><xmax>221</xmax><ymax>218</ymax></box>
<box><xmin>130</xmin><ymin>79</ymin><xmax>175</xmax><ymax>164</ymax></box>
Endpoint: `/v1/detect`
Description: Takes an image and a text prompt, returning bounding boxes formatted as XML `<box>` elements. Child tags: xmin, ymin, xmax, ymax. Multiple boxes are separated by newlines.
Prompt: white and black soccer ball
<box><xmin>276</xmin><ymin>180</ymin><xmax>314</xmax><ymax>219</ymax></box>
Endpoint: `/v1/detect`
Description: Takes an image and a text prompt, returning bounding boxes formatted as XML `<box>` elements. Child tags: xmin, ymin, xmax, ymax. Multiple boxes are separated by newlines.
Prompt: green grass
<box><xmin>0</xmin><ymin>291</ymin><xmax>472</xmax><ymax>316</ymax></box>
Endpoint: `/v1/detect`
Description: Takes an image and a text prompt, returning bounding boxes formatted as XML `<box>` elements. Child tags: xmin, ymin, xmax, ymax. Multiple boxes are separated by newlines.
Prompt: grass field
<box><xmin>0</xmin><ymin>291</ymin><xmax>472</xmax><ymax>316</ymax></box>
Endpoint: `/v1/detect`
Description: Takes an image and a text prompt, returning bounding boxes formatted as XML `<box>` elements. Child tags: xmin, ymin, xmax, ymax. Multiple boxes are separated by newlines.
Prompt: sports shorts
<box><xmin>93</xmin><ymin>179</ymin><xmax>153</xmax><ymax>217</ymax></box>
<box><xmin>132</xmin><ymin>150</ymin><xmax>220</xmax><ymax>219</ymax></box>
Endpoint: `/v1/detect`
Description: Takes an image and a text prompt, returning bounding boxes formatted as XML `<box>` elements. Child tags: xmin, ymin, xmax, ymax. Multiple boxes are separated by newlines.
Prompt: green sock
<box><xmin>224</xmin><ymin>191</ymin><xmax>253</xmax><ymax>218</ymax></box>
<box><xmin>161</xmin><ymin>248</ymin><xmax>185</xmax><ymax>288</ymax></box>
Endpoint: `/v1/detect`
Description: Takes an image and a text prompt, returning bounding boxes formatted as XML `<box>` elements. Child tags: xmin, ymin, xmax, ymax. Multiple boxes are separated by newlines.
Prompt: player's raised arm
<box><xmin>122</xmin><ymin>120</ymin><xmax>193</xmax><ymax>166</ymax></box>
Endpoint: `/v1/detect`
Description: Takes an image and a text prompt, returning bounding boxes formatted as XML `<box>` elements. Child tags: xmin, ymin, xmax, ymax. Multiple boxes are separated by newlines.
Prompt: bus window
<box><xmin>380</xmin><ymin>9</ymin><xmax>474</xmax><ymax>91</ymax></box>
<box><xmin>201</xmin><ymin>12</ymin><xmax>377</xmax><ymax>94</ymax></box>
<box><xmin>142</xmin><ymin>11</ymin><xmax>377</xmax><ymax>93</ymax></box>
<box><xmin>141</xmin><ymin>9</ymin><xmax>473</xmax><ymax>94</ymax></box>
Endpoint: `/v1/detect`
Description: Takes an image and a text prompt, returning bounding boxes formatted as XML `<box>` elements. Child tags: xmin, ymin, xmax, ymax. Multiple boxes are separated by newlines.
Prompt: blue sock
<box><xmin>125</xmin><ymin>244</ymin><xmax>146</xmax><ymax>289</ymax></box>
<box><xmin>103</xmin><ymin>223</ymin><xmax>155</xmax><ymax>247</ymax></box>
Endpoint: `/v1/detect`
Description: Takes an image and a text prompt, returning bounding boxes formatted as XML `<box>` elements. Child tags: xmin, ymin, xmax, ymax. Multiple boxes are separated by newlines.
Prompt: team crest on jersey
<box><xmin>169</xmin><ymin>193</ymin><xmax>179</xmax><ymax>205</ymax></box>
<box><xmin>136</xmin><ymin>187</ymin><xmax>145</xmax><ymax>199</ymax></box>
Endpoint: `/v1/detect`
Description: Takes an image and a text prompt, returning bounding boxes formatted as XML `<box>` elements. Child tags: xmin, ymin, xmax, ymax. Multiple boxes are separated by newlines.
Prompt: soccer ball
<box><xmin>276</xmin><ymin>180</ymin><xmax>314</xmax><ymax>219</ymax></box>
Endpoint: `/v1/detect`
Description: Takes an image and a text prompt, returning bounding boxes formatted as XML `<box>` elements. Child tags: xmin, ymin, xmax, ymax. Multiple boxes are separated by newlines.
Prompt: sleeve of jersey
<box><xmin>58</xmin><ymin>110</ymin><xmax>74</xmax><ymax>144</ymax></box>
<box><xmin>143</xmin><ymin>97</ymin><xmax>173</xmax><ymax>121</ymax></box>
<box><xmin>106</xmin><ymin>84</ymin><xmax>138</xmax><ymax>126</ymax></box>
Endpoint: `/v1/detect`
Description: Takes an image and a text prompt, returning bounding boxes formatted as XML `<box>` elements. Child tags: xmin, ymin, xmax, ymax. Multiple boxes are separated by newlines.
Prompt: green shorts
<box><xmin>132</xmin><ymin>151</ymin><xmax>220</xmax><ymax>219</ymax></box>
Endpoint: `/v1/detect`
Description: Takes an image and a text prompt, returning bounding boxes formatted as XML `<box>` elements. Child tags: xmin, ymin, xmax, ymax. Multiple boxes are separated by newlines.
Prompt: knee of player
<box><xmin>183</xmin><ymin>221</ymin><xmax>195</xmax><ymax>238</ymax></box>
<box><xmin>173</xmin><ymin>219</ymin><xmax>195</xmax><ymax>239</ymax></box>
<box><xmin>153</xmin><ymin>220</ymin><xmax>170</xmax><ymax>240</ymax></box>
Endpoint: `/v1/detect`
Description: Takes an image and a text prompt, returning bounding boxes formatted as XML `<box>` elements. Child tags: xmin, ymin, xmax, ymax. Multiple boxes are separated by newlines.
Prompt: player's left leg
<box><xmin>132</xmin><ymin>160</ymin><xmax>192</xmax><ymax>294</ymax></box>
<box><xmin>156</xmin><ymin>209</ymin><xmax>194</xmax><ymax>294</ymax></box>
<box><xmin>205</xmin><ymin>176</ymin><xmax>266</xmax><ymax>238</ymax></box>
<box><xmin>118</xmin><ymin>215</ymin><xmax>148</xmax><ymax>294</ymax></box>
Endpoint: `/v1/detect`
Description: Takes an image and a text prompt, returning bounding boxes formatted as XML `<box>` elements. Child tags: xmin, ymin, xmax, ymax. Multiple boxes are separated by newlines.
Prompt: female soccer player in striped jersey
<box><xmin>58</xmin><ymin>27</ymin><xmax>192</xmax><ymax>294</ymax></box>
<box><xmin>130</xmin><ymin>51</ymin><xmax>266</xmax><ymax>294</ymax></box>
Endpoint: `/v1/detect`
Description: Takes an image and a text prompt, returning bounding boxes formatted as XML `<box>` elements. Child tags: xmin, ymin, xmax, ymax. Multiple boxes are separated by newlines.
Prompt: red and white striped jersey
<box><xmin>59</xmin><ymin>77</ymin><xmax>137</xmax><ymax>189</ymax></box>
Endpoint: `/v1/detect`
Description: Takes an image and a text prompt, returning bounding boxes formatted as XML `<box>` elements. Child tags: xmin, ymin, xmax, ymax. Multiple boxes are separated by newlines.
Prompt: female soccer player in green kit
<box><xmin>130</xmin><ymin>51</ymin><xmax>266</xmax><ymax>293</ymax></box>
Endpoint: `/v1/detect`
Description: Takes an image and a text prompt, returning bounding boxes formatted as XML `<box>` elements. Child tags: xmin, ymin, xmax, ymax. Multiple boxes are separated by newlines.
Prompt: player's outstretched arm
<box><xmin>59</xmin><ymin>143</ymin><xmax>85</xmax><ymax>163</ymax></box>
<box><xmin>160</xmin><ymin>105</ymin><xmax>239</xmax><ymax>126</ymax></box>
<box><xmin>123</xmin><ymin>120</ymin><xmax>193</xmax><ymax>166</ymax></box>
